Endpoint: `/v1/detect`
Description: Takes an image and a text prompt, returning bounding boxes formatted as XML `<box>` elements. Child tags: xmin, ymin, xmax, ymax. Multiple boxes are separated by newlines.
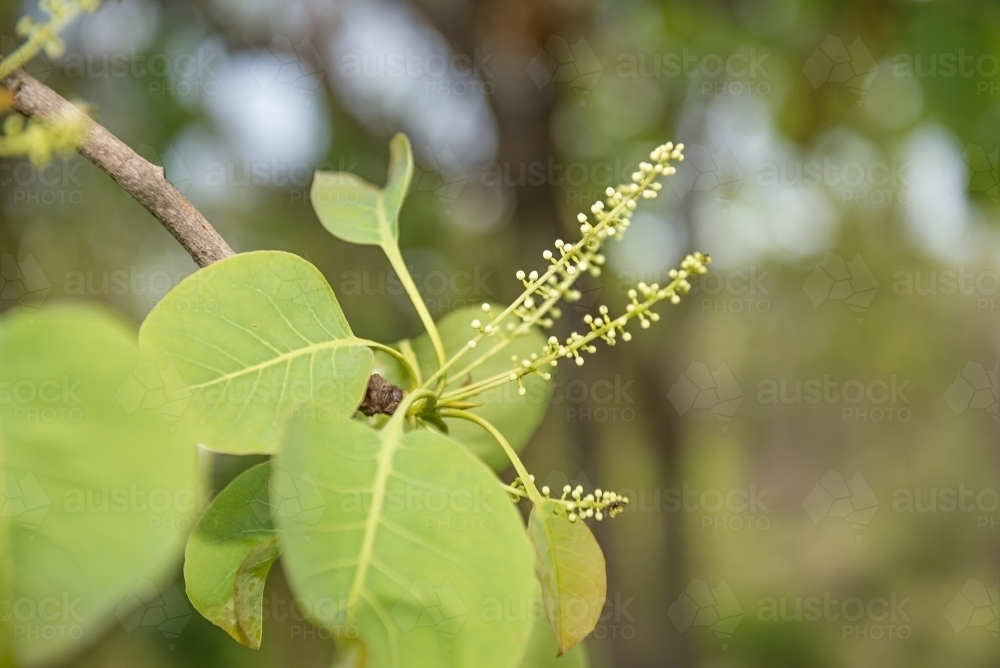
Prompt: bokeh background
<box><xmin>3</xmin><ymin>0</ymin><xmax>1000</xmax><ymax>666</ymax></box>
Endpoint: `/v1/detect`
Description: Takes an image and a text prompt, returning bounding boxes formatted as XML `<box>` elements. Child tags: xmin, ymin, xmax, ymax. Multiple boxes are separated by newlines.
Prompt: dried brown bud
<box><xmin>358</xmin><ymin>374</ymin><xmax>404</xmax><ymax>416</ymax></box>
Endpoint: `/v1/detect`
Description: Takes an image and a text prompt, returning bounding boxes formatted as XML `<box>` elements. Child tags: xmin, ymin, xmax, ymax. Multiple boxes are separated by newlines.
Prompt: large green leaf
<box><xmin>139</xmin><ymin>251</ymin><xmax>374</xmax><ymax>455</ymax></box>
<box><xmin>527</xmin><ymin>501</ymin><xmax>606</xmax><ymax>656</ymax></box>
<box><xmin>184</xmin><ymin>462</ymin><xmax>277</xmax><ymax>649</ymax></box>
<box><xmin>378</xmin><ymin>304</ymin><xmax>549</xmax><ymax>471</ymax></box>
<box><xmin>0</xmin><ymin>305</ymin><xmax>198</xmax><ymax>666</ymax></box>
<box><xmin>520</xmin><ymin>611</ymin><xmax>590</xmax><ymax>668</ymax></box>
<box><xmin>275</xmin><ymin>405</ymin><xmax>536</xmax><ymax>668</ymax></box>
<box><xmin>311</xmin><ymin>133</ymin><xmax>413</xmax><ymax>248</ymax></box>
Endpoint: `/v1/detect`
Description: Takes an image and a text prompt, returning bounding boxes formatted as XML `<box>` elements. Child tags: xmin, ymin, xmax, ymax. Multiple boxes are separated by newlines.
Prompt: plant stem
<box><xmin>383</xmin><ymin>388</ymin><xmax>436</xmax><ymax>435</ymax></box>
<box><xmin>440</xmin><ymin>409</ymin><xmax>543</xmax><ymax>504</ymax></box>
<box><xmin>381</xmin><ymin>243</ymin><xmax>446</xmax><ymax>371</ymax></box>
<box><xmin>358</xmin><ymin>339</ymin><xmax>420</xmax><ymax>389</ymax></box>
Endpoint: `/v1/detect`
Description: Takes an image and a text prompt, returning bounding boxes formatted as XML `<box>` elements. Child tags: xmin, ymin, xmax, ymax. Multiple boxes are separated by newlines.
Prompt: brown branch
<box><xmin>2</xmin><ymin>70</ymin><xmax>407</xmax><ymax>410</ymax></box>
<box><xmin>2</xmin><ymin>71</ymin><xmax>234</xmax><ymax>267</ymax></box>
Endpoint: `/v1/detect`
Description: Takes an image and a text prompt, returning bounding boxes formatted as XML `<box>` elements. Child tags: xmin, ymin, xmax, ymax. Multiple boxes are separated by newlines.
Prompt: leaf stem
<box><xmin>381</xmin><ymin>243</ymin><xmax>447</xmax><ymax>372</ymax></box>
<box><xmin>386</xmin><ymin>388</ymin><xmax>437</xmax><ymax>434</ymax></box>
<box><xmin>440</xmin><ymin>409</ymin><xmax>543</xmax><ymax>505</ymax></box>
<box><xmin>358</xmin><ymin>339</ymin><xmax>421</xmax><ymax>390</ymax></box>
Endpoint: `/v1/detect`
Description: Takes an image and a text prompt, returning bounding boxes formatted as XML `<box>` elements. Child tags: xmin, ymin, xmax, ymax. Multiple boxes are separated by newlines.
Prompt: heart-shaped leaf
<box><xmin>528</xmin><ymin>501</ymin><xmax>606</xmax><ymax>656</ymax></box>
<box><xmin>275</xmin><ymin>404</ymin><xmax>537</xmax><ymax>668</ymax></box>
<box><xmin>377</xmin><ymin>304</ymin><xmax>550</xmax><ymax>471</ymax></box>
<box><xmin>184</xmin><ymin>462</ymin><xmax>278</xmax><ymax>649</ymax></box>
<box><xmin>311</xmin><ymin>133</ymin><xmax>413</xmax><ymax>248</ymax></box>
<box><xmin>139</xmin><ymin>251</ymin><xmax>374</xmax><ymax>454</ymax></box>
<box><xmin>0</xmin><ymin>305</ymin><xmax>198</xmax><ymax>666</ymax></box>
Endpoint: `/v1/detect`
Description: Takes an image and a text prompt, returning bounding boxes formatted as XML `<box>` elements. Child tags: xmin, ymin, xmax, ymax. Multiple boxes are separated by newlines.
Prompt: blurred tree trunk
<box><xmin>414</xmin><ymin>2</ymin><xmax>695</xmax><ymax>666</ymax></box>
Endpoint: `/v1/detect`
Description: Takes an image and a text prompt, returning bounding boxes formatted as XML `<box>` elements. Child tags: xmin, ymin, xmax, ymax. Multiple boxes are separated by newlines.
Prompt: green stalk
<box><xmin>440</xmin><ymin>409</ymin><xmax>543</xmax><ymax>505</ymax></box>
<box><xmin>358</xmin><ymin>339</ymin><xmax>421</xmax><ymax>390</ymax></box>
<box><xmin>381</xmin><ymin>243</ymin><xmax>446</xmax><ymax>371</ymax></box>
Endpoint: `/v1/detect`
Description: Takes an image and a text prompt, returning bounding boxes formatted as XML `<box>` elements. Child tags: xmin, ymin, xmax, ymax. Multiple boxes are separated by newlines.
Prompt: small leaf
<box><xmin>378</xmin><ymin>304</ymin><xmax>550</xmax><ymax>471</ymax></box>
<box><xmin>0</xmin><ymin>305</ymin><xmax>198</xmax><ymax>666</ymax></box>
<box><xmin>139</xmin><ymin>251</ymin><xmax>374</xmax><ymax>454</ymax></box>
<box><xmin>311</xmin><ymin>133</ymin><xmax>413</xmax><ymax>248</ymax></box>
<box><xmin>527</xmin><ymin>501</ymin><xmax>607</xmax><ymax>656</ymax></box>
<box><xmin>185</xmin><ymin>462</ymin><xmax>277</xmax><ymax>649</ymax></box>
<box><xmin>233</xmin><ymin>540</ymin><xmax>281</xmax><ymax>648</ymax></box>
<box><xmin>520</xmin><ymin>609</ymin><xmax>590</xmax><ymax>668</ymax></box>
<box><xmin>275</xmin><ymin>404</ymin><xmax>537</xmax><ymax>668</ymax></box>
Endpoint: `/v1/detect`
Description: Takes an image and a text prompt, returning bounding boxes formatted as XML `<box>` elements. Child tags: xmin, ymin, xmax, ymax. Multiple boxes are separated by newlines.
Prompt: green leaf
<box><xmin>527</xmin><ymin>501</ymin><xmax>607</xmax><ymax>656</ymax></box>
<box><xmin>275</xmin><ymin>405</ymin><xmax>537</xmax><ymax>668</ymax></box>
<box><xmin>380</xmin><ymin>304</ymin><xmax>550</xmax><ymax>471</ymax></box>
<box><xmin>139</xmin><ymin>251</ymin><xmax>374</xmax><ymax>455</ymax></box>
<box><xmin>311</xmin><ymin>133</ymin><xmax>413</xmax><ymax>248</ymax></box>
<box><xmin>0</xmin><ymin>304</ymin><xmax>198</xmax><ymax>666</ymax></box>
<box><xmin>520</xmin><ymin>610</ymin><xmax>590</xmax><ymax>668</ymax></box>
<box><xmin>184</xmin><ymin>462</ymin><xmax>278</xmax><ymax>649</ymax></box>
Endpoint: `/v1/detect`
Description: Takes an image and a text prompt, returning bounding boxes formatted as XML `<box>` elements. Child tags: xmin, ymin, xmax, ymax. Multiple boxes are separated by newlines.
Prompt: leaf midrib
<box><xmin>539</xmin><ymin>506</ymin><xmax>568</xmax><ymax>645</ymax></box>
<box><xmin>187</xmin><ymin>338</ymin><xmax>370</xmax><ymax>390</ymax></box>
<box><xmin>346</xmin><ymin>423</ymin><xmax>402</xmax><ymax>617</ymax></box>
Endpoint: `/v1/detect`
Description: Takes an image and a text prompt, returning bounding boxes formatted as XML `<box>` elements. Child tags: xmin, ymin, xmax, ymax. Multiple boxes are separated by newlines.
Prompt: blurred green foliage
<box><xmin>4</xmin><ymin>0</ymin><xmax>1000</xmax><ymax>666</ymax></box>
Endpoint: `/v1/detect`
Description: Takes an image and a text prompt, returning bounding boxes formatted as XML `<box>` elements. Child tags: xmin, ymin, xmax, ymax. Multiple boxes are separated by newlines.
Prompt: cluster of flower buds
<box><xmin>440</xmin><ymin>144</ymin><xmax>708</xmax><ymax>405</ymax></box>
<box><xmin>544</xmin><ymin>252</ymin><xmax>711</xmax><ymax>368</ymax></box>
<box><xmin>551</xmin><ymin>483</ymin><xmax>629</xmax><ymax>523</ymax></box>
<box><xmin>504</xmin><ymin>142</ymin><xmax>687</xmax><ymax>333</ymax></box>
<box><xmin>15</xmin><ymin>0</ymin><xmax>101</xmax><ymax>61</ymax></box>
<box><xmin>0</xmin><ymin>112</ymin><xmax>87</xmax><ymax>166</ymax></box>
<box><xmin>506</xmin><ymin>477</ymin><xmax>630</xmax><ymax>523</ymax></box>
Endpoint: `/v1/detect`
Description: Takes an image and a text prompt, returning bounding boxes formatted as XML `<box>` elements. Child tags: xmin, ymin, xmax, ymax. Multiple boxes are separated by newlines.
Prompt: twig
<box><xmin>2</xmin><ymin>70</ymin><xmax>234</xmax><ymax>267</ymax></box>
<box><xmin>1</xmin><ymin>70</ymin><xmax>408</xmax><ymax>409</ymax></box>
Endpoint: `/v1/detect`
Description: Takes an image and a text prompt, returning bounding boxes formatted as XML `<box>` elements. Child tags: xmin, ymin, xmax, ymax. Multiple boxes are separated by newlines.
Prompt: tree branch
<box><xmin>2</xmin><ymin>69</ymin><xmax>407</xmax><ymax>411</ymax></box>
<box><xmin>2</xmin><ymin>70</ymin><xmax>234</xmax><ymax>267</ymax></box>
